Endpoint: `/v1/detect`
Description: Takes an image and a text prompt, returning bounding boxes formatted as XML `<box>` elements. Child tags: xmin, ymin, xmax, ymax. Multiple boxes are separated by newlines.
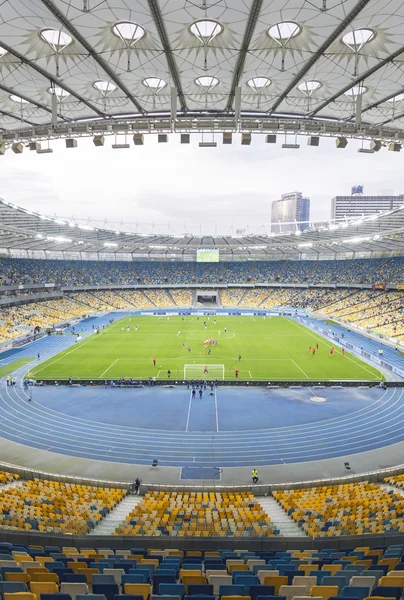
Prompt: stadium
<box><xmin>2</xmin><ymin>0</ymin><xmax>404</xmax><ymax>590</ymax></box>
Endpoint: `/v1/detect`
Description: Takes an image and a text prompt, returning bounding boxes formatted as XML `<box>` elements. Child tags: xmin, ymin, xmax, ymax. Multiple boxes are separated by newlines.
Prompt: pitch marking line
<box><xmin>291</xmin><ymin>359</ymin><xmax>310</xmax><ymax>379</ymax></box>
<box><xmin>30</xmin><ymin>334</ymin><xmax>97</xmax><ymax>376</ymax></box>
<box><xmin>290</xmin><ymin>318</ymin><xmax>381</xmax><ymax>380</ymax></box>
<box><xmin>100</xmin><ymin>358</ymin><xmax>119</xmax><ymax>378</ymax></box>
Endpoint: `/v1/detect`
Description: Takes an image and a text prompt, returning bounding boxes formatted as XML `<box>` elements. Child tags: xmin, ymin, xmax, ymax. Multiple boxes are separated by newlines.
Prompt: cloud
<box><xmin>0</xmin><ymin>135</ymin><xmax>401</xmax><ymax>234</ymax></box>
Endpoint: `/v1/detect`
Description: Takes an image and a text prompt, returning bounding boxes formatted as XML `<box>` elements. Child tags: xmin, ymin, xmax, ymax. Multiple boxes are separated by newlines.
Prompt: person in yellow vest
<box><xmin>252</xmin><ymin>469</ymin><xmax>258</xmax><ymax>483</ymax></box>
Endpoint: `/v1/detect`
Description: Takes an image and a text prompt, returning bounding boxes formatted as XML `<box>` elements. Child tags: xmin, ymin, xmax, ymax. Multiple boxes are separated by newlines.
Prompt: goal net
<box><xmin>184</xmin><ymin>364</ymin><xmax>225</xmax><ymax>380</ymax></box>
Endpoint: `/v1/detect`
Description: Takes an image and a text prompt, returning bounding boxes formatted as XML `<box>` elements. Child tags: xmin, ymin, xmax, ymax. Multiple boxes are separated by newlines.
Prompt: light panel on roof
<box><xmin>40</xmin><ymin>29</ymin><xmax>73</xmax><ymax>50</ymax></box>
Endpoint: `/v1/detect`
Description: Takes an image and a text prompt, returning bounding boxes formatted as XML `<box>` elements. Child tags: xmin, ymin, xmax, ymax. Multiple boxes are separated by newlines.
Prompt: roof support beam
<box><xmin>270</xmin><ymin>0</ymin><xmax>372</xmax><ymax>113</ymax></box>
<box><xmin>40</xmin><ymin>0</ymin><xmax>145</xmax><ymax>114</ymax></box>
<box><xmin>0</xmin><ymin>109</ymin><xmax>37</xmax><ymax>128</ymax></box>
<box><xmin>147</xmin><ymin>0</ymin><xmax>186</xmax><ymax>112</ymax></box>
<box><xmin>226</xmin><ymin>0</ymin><xmax>264</xmax><ymax>111</ymax></box>
<box><xmin>0</xmin><ymin>82</ymin><xmax>67</xmax><ymax>120</ymax></box>
<box><xmin>0</xmin><ymin>41</ymin><xmax>105</xmax><ymax>118</ymax></box>
<box><xmin>312</xmin><ymin>44</ymin><xmax>404</xmax><ymax>117</ymax></box>
<box><xmin>350</xmin><ymin>84</ymin><xmax>404</xmax><ymax>118</ymax></box>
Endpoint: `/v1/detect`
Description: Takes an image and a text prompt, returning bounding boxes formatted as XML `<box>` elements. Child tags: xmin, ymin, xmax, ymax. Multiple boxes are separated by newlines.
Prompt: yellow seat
<box><xmin>180</xmin><ymin>570</ymin><xmax>202</xmax><ymax>580</ymax></box>
<box><xmin>30</xmin><ymin>582</ymin><xmax>58</xmax><ymax>598</ymax></box>
<box><xmin>380</xmin><ymin>559</ymin><xmax>399</xmax><ymax>572</ymax></box>
<box><xmin>380</xmin><ymin>576</ymin><xmax>404</xmax><ymax>587</ymax></box>
<box><xmin>310</xmin><ymin>586</ymin><xmax>339</xmax><ymax>600</ymax></box>
<box><xmin>228</xmin><ymin>564</ymin><xmax>250</xmax><ymax>574</ymax></box>
<box><xmin>26</xmin><ymin>569</ymin><xmax>48</xmax><ymax>578</ymax></box>
<box><xmin>5</xmin><ymin>574</ymin><xmax>30</xmax><ymax>584</ymax></box>
<box><xmin>263</xmin><ymin>576</ymin><xmax>288</xmax><ymax>594</ymax></box>
<box><xmin>4</xmin><ymin>593</ymin><xmax>36</xmax><ymax>600</ymax></box>
<box><xmin>123</xmin><ymin>584</ymin><xmax>151</xmax><ymax>600</ymax></box>
<box><xmin>30</xmin><ymin>573</ymin><xmax>59</xmax><ymax>584</ymax></box>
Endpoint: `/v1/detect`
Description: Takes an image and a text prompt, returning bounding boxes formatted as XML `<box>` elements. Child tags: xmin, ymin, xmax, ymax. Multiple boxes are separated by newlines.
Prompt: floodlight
<box><xmin>336</xmin><ymin>137</ymin><xmax>348</xmax><ymax>148</ymax></box>
<box><xmin>29</xmin><ymin>142</ymin><xmax>41</xmax><ymax>151</ymax></box>
<box><xmin>265</xmin><ymin>134</ymin><xmax>277</xmax><ymax>144</ymax></box>
<box><xmin>223</xmin><ymin>132</ymin><xmax>232</xmax><ymax>144</ymax></box>
<box><xmin>307</xmin><ymin>136</ymin><xmax>320</xmax><ymax>146</ymax></box>
<box><xmin>0</xmin><ymin>144</ymin><xmax>5</xmax><ymax>155</ymax></box>
<box><xmin>133</xmin><ymin>134</ymin><xmax>144</xmax><ymax>146</ymax></box>
<box><xmin>65</xmin><ymin>138</ymin><xmax>77</xmax><ymax>148</ymax></box>
<box><xmin>180</xmin><ymin>134</ymin><xmax>190</xmax><ymax>144</ymax></box>
<box><xmin>370</xmin><ymin>140</ymin><xmax>382</xmax><ymax>152</ymax></box>
<box><xmin>158</xmin><ymin>134</ymin><xmax>168</xmax><ymax>143</ymax></box>
<box><xmin>199</xmin><ymin>142</ymin><xmax>217</xmax><ymax>147</ymax></box>
<box><xmin>37</xmin><ymin>148</ymin><xmax>53</xmax><ymax>154</ymax></box>
<box><xmin>93</xmin><ymin>135</ymin><xmax>105</xmax><ymax>147</ymax></box>
<box><xmin>358</xmin><ymin>148</ymin><xmax>374</xmax><ymax>154</ymax></box>
<box><xmin>112</xmin><ymin>143</ymin><xmax>130</xmax><ymax>149</ymax></box>
<box><xmin>282</xmin><ymin>143</ymin><xmax>300</xmax><ymax>149</ymax></box>
<box><xmin>241</xmin><ymin>133</ymin><xmax>251</xmax><ymax>145</ymax></box>
<box><xmin>389</xmin><ymin>142</ymin><xmax>401</xmax><ymax>152</ymax></box>
<box><xmin>11</xmin><ymin>143</ymin><xmax>23</xmax><ymax>154</ymax></box>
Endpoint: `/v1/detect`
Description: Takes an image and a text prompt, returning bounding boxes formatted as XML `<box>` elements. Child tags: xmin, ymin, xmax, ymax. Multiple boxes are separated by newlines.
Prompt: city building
<box><xmin>331</xmin><ymin>194</ymin><xmax>404</xmax><ymax>220</ymax></box>
<box><xmin>271</xmin><ymin>192</ymin><xmax>311</xmax><ymax>234</ymax></box>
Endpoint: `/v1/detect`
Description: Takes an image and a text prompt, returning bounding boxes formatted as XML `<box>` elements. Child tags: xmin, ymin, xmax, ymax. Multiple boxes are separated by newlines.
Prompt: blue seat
<box><xmin>232</xmin><ymin>575</ymin><xmax>259</xmax><ymax>593</ymax></box>
<box><xmin>54</xmin><ymin>570</ymin><xmax>74</xmax><ymax>581</ymax></box>
<box><xmin>159</xmin><ymin>584</ymin><xmax>185</xmax><ymax>598</ymax></box>
<box><xmin>185</xmin><ymin>595</ymin><xmax>214</xmax><ymax>600</ymax></box>
<box><xmin>45</xmin><ymin>547</ymin><xmax>61</xmax><ymax>554</ymax></box>
<box><xmin>1</xmin><ymin>568</ymin><xmax>23</xmax><ymax>576</ymax></box>
<box><xmin>46</xmin><ymin>563</ymin><xmax>66</xmax><ymax>573</ymax></box>
<box><xmin>61</xmin><ymin>574</ymin><xmax>88</xmax><ymax>584</ymax></box>
<box><xmin>153</xmin><ymin>575</ymin><xmax>176</xmax><ymax>594</ymax></box>
<box><xmin>340</xmin><ymin>586</ymin><xmax>370</xmax><ymax>600</ymax></box>
<box><xmin>129</xmin><ymin>570</ymin><xmax>150</xmax><ymax>582</ymax></box>
<box><xmin>0</xmin><ymin>556</ymin><xmax>13</xmax><ymax>562</ymax></box>
<box><xmin>368</xmin><ymin>566</ymin><xmax>389</xmax><ymax>577</ymax></box>
<box><xmin>123</xmin><ymin>574</ymin><xmax>148</xmax><ymax>585</ymax></box>
<box><xmin>40</xmin><ymin>594</ymin><xmax>72</xmax><ymax>600</ymax></box>
<box><xmin>250</xmin><ymin>585</ymin><xmax>275</xmax><ymax>600</ymax></box>
<box><xmin>76</xmin><ymin>595</ymin><xmax>107</xmax><ymax>600</ymax></box>
<box><xmin>0</xmin><ymin>582</ymin><xmax>28</xmax><ymax>595</ymax></box>
<box><xmin>155</xmin><ymin>571</ymin><xmax>176</xmax><ymax>578</ymax></box>
<box><xmin>286</xmin><ymin>571</ymin><xmax>304</xmax><ymax>585</ymax></box>
<box><xmin>93</xmin><ymin>576</ymin><xmax>117</xmax><ymax>586</ymax></box>
<box><xmin>372</xmin><ymin>587</ymin><xmax>402</xmax><ymax>600</ymax></box>
<box><xmin>256</xmin><ymin>596</ymin><xmax>286</xmax><ymax>600</ymax></box>
<box><xmin>130</xmin><ymin>550</ymin><xmax>147</xmax><ymax>558</ymax></box>
<box><xmin>232</xmin><ymin>571</ymin><xmax>253</xmax><ymax>583</ymax></box>
<box><xmin>392</xmin><ymin>564</ymin><xmax>404</xmax><ymax>571</ymax></box>
<box><xmin>218</xmin><ymin>584</ymin><xmax>244</xmax><ymax>597</ymax></box>
<box><xmin>136</xmin><ymin>565</ymin><xmax>155</xmax><ymax>576</ymax></box>
<box><xmin>322</xmin><ymin>577</ymin><xmax>348</xmax><ymax>592</ymax></box>
<box><xmin>278</xmin><ymin>565</ymin><xmax>297</xmax><ymax>576</ymax></box>
<box><xmin>92</xmin><ymin>584</ymin><xmax>119</xmax><ymax>600</ymax></box>
<box><xmin>311</xmin><ymin>570</ymin><xmax>332</xmax><ymax>584</ymax></box>
<box><xmin>344</xmin><ymin>568</ymin><xmax>365</xmax><ymax>577</ymax></box>
<box><xmin>114</xmin><ymin>596</ymin><xmax>144</xmax><ymax>600</ymax></box>
<box><xmin>187</xmin><ymin>586</ymin><xmax>213</xmax><ymax>597</ymax></box>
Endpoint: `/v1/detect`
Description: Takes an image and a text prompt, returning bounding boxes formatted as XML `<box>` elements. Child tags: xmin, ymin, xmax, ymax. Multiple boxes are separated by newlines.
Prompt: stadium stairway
<box><xmin>0</xmin><ymin>480</ymin><xmax>24</xmax><ymax>493</ymax></box>
<box><xmin>259</xmin><ymin>495</ymin><xmax>306</xmax><ymax>537</ymax></box>
<box><xmin>88</xmin><ymin>493</ymin><xmax>142</xmax><ymax>536</ymax></box>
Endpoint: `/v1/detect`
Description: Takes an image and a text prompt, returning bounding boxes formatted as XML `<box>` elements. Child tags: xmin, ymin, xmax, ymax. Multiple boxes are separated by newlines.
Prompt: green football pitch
<box><xmin>27</xmin><ymin>315</ymin><xmax>384</xmax><ymax>382</ymax></box>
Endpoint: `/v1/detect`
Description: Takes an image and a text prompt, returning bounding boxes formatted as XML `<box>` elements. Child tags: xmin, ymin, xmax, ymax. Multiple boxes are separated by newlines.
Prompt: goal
<box><xmin>184</xmin><ymin>364</ymin><xmax>225</xmax><ymax>380</ymax></box>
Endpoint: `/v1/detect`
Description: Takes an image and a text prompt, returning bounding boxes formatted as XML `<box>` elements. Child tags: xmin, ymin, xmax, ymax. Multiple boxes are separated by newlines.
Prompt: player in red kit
<box><xmin>316</xmin><ymin>343</ymin><xmax>318</xmax><ymax>350</ymax></box>
<box><xmin>153</xmin><ymin>358</ymin><xmax>156</xmax><ymax>366</ymax></box>
<box><xmin>342</xmin><ymin>347</ymin><xmax>345</xmax><ymax>355</ymax></box>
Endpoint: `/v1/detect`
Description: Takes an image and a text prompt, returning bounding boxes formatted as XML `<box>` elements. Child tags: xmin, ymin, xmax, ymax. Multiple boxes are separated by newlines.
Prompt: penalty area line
<box><xmin>100</xmin><ymin>358</ymin><xmax>120</xmax><ymax>378</ymax></box>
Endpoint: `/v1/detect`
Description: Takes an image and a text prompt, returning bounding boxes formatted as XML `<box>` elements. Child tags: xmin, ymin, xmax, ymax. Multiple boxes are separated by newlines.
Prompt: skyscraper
<box><xmin>331</xmin><ymin>194</ymin><xmax>404</xmax><ymax>220</ymax></box>
<box><xmin>271</xmin><ymin>192</ymin><xmax>311</xmax><ymax>234</ymax></box>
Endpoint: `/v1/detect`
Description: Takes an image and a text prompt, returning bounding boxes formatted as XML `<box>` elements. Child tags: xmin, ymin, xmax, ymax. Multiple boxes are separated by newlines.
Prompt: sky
<box><xmin>0</xmin><ymin>134</ymin><xmax>402</xmax><ymax>236</ymax></box>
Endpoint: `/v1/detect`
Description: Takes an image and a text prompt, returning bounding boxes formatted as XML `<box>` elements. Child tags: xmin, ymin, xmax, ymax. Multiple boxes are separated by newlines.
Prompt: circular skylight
<box><xmin>40</xmin><ymin>29</ymin><xmax>73</xmax><ymax>50</ymax></box>
<box><xmin>93</xmin><ymin>80</ymin><xmax>117</xmax><ymax>94</ymax></box>
<box><xmin>247</xmin><ymin>77</ymin><xmax>271</xmax><ymax>91</ymax></box>
<box><xmin>298</xmin><ymin>80</ymin><xmax>321</xmax><ymax>94</ymax></box>
<box><xmin>112</xmin><ymin>21</ymin><xmax>145</xmax><ymax>43</ymax></box>
<box><xmin>387</xmin><ymin>93</ymin><xmax>404</xmax><ymax>103</ymax></box>
<box><xmin>268</xmin><ymin>21</ymin><xmax>301</xmax><ymax>41</ymax></box>
<box><xmin>195</xmin><ymin>76</ymin><xmax>219</xmax><ymax>91</ymax></box>
<box><xmin>10</xmin><ymin>95</ymin><xmax>29</xmax><ymax>106</ymax></box>
<box><xmin>190</xmin><ymin>20</ymin><xmax>223</xmax><ymax>43</ymax></box>
<box><xmin>342</xmin><ymin>28</ymin><xmax>375</xmax><ymax>50</ymax></box>
<box><xmin>0</xmin><ymin>46</ymin><xmax>8</xmax><ymax>58</ymax></box>
<box><xmin>143</xmin><ymin>77</ymin><xmax>167</xmax><ymax>91</ymax></box>
<box><xmin>345</xmin><ymin>85</ymin><xmax>367</xmax><ymax>98</ymax></box>
<box><xmin>48</xmin><ymin>86</ymin><xmax>70</xmax><ymax>99</ymax></box>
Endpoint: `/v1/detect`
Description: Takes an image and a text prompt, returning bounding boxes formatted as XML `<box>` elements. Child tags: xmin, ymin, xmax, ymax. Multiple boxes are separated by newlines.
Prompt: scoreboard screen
<box><xmin>196</xmin><ymin>249</ymin><xmax>219</xmax><ymax>262</ymax></box>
